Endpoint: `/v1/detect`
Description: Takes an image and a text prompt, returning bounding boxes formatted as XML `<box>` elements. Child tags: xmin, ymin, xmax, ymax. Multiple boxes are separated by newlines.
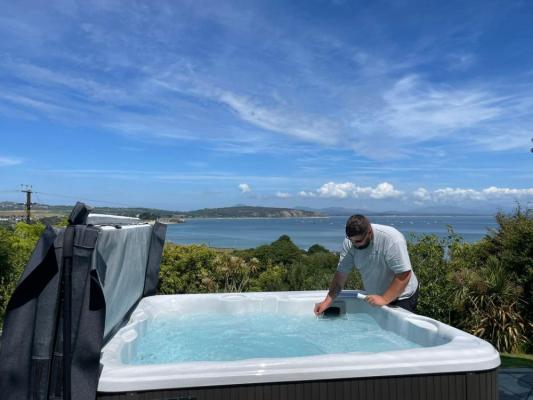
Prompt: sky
<box><xmin>0</xmin><ymin>0</ymin><xmax>532</xmax><ymax>212</ymax></box>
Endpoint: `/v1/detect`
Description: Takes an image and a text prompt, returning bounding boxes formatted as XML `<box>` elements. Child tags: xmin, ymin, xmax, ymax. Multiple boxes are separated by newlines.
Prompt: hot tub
<box><xmin>97</xmin><ymin>291</ymin><xmax>500</xmax><ymax>400</ymax></box>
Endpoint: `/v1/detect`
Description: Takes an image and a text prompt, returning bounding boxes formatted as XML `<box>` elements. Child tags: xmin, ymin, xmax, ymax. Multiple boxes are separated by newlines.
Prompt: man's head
<box><xmin>345</xmin><ymin>215</ymin><xmax>372</xmax><ymax>249</ymax></box>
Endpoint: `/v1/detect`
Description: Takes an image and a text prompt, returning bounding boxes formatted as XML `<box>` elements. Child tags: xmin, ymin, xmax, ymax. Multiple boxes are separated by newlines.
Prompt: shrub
<box><xmin>253</xmin><ymin>264</ymin><xmax>288</xmax><ymax>292</ymax></box>
<box><xmin>448</xmin><ymin>206</ymin><xmax>533</xmax><ymax>352</ymax></box>
<box><xmin>209</xmin><ymin>254</ymin><xmax>260</xmax><ymax>292</ymax></box>
<box><xmin>452</xmin><ymin>256</ymin><xmax>530</xmax><ymax>352</ymax></box>
<box><xmin>159</xmin><ymin>244</ymin><xmax>219</xmax><ymax>294</ymax></box>
<box><xmin>407</xmin><ymin>234</ymin><xmax>456</xmax><ymax>323</ymax></box>
<box><xmin>286</xmin><ymin>251</ymin><xmax>340</xmax><ymax>290</ymax></box>
<box><xmin>159</xmin><ymin>244</ymin><xmax>264</xmax><ymax>294</ymax></box>
<box><xmin>246</xmin><ymin>235</ymin><xmax>304</xmax><ymax>266</ymax></box>
<box><xmin>307</xmin><ymin>244</ymin><xmax>330</xmax><ymax>255</ymax></box>
<box><xmin>0</xmin><ymin>222</ymin><xmax>45</xmax><ymax>323</ymax></box>
<box><xmin>483</xmin><ymin>206</ymin><xmax>533</xmax><ymax>329</ymax></box>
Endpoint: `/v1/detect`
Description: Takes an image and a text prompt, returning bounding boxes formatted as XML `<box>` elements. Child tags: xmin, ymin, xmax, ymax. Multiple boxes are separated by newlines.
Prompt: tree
<box><xmin>249</xmin><ymin>235</ymin><xmax>304</xmax><ymax>266</ymax></box>
<box><xmin>307</xmin><ymin>244</ymin><xmax>329</xmax><ymax>255</ymax></box>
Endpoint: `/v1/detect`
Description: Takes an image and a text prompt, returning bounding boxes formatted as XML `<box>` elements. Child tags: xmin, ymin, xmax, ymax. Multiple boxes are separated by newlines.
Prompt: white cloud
<box><xmin>371</xmin><ymin>182</ymin><xmax>403</xmax><ymax>199</ymax></box>
<box><xmin>275</xmin><ymin>191</ymin><xmax>291</xmax><ymax>198</ymax></box>
<box><xmin>413</xmin><ymin>187</ymin><xmax>431</xmax><ymax>201</ymax></box>
<box><xmin>238</xmin><ymin>183</ymin><xmax>251</xmax><ymax>193</ymax></box>
<box><xmin>0</xmin><ymin>156</ymin><xmax>23</xmax><ymax>167</ymax></box>
<box><xmin>351</xmin><ymin>75</ymin><xmax>504</xmax><ymax>144</ymax></box>
<box><xmin>298</xmin><ymin>191</ymin><xmax>316</xmax><ymax>197</ymax></box>
<box><xmin>482</xmin><ymin>186</ymin><xmax>533</xmax><ymax>197</ymax></box>
<box><xmin>216</xmin><ymin>91</ymin><xmax>338</xmax><ymax>145</ymax></box>
<box><xmin>433</xmin><ymin>187</ymin><xmax>486</xmax><ymax>201</ymax></box>
<box><xmin>1</xmin><ymin>3</ymin><xmax>532</xmax><ymax>162</ymax></box>
<box><xmin>316</xmin><ymin>181</ymin><xmax>402</xmax><ymax>199</ymax></box>
<box><xmin>317</xmin><ymin>182</ymin><xmax>353</xmax><ymax>198</ymax></box>
<box><xmin>296</xmin><ymin>184</ymin><xmax>533</xmax><ymax>203</ymax></box>
<box><xmin>412</xmin><ymin>186</ymin><xmax>533</xmax><ymax>202</ymax></box>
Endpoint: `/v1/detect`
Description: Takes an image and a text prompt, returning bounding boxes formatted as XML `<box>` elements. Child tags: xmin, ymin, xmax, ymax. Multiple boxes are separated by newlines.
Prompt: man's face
<box><xmin>348</xmin><ymin>227</ymin><xmax>373</xmax><ymax>249</ymax></box>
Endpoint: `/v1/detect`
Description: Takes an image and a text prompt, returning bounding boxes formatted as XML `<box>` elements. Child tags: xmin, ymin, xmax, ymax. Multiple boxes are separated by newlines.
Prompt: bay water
<box><xmin>165</xmin><ymin>215</ymin><xmax>498</xmax><ymax>251</ymax></box>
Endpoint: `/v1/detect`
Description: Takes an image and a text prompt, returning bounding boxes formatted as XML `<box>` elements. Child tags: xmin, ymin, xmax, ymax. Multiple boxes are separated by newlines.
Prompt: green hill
<box><xmin>0</xmin><ymin>202</ymin><xmax>323</xmax><ymax>220</ymax></box>
<box><xmin>184</xmin><ymin>206</ymin><xmax>322</xmax><ymax>218</ymax></box>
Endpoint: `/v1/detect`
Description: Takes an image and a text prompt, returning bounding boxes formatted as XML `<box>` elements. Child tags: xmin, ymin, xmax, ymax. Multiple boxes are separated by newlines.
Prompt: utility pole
<box><xmin>20</xmin><ymin>184</ymin><xmax>33</xmax><ymax>223</ymax></box>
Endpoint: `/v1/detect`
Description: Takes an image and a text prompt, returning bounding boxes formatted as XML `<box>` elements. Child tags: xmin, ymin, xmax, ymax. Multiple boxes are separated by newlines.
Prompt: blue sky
<box><xmin>0</xmin><ymin>0</ymin><xmax>532</xmax><ymax>212</ymax></box>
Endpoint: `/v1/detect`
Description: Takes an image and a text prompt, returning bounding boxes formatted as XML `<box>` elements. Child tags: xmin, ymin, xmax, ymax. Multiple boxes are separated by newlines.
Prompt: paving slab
<box><xmin>499</xmin><ymin>369</ymin><xmax>533</xmax><ymax>400</ymax></box>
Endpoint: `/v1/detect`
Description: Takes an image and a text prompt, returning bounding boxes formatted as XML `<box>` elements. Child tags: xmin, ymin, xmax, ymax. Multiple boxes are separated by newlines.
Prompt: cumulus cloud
<box><xmin>482</xmin><ymin>186</ymin><xmax>533</xmax><ymax>197</ymax></box>
<box><xmin>275</xmin><ymin>191</ymin><xmax>291</xmax><ymax>198</ymax></box>
<box><xmin>413</xmin><ymin>187</ymin><xmax>431</xmax><ymax>201</ymax></box>
<box><xmin>314</xmin><ymin>181</ymin><xmax>402</xmax><ymax>199</ymax></box>
<box><xmin>294</xmin><ymin>183</ymin><xmax>533</xmax><ymax>203</ymax></box>
<box><xmin>238</xmin><ymin>183</ymin><xmax>251</xmax><ymax>193</ymax></box>
<box><xmin>433</xmin><ymin>187</ymin><xmax>486</xmax><ymax>201</ymax></box>
<box><xmin>412</xmin><ymin>186</ymin><xmax>533</xmax><ymax>202</ymax></box>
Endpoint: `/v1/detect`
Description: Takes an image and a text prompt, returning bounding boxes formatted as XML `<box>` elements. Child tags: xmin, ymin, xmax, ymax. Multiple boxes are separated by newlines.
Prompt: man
<box><xmin>314</xmin><ymin>215</ymin><xmax>419</xmax><ymax>314</ymax></box>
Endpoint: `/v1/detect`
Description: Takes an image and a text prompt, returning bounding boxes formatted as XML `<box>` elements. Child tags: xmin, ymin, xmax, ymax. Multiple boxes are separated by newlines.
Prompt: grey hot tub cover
<box><xmin>0</xmin><ymin>202</ymin><xmax>166</xmax><ymax>400</ymax></box>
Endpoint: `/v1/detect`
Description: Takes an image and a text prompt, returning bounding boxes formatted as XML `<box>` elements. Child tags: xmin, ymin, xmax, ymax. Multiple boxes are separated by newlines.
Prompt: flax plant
<box><xmin>453</xmin><ymin>256</ymin><xmax>530</xmax><ymax>353</ymax></box>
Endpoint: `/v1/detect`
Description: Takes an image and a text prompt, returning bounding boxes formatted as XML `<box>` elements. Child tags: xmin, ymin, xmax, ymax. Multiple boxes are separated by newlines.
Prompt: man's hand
<box><xmin>314</xmin><ymin>297</ymin><xmax>333</xmax><ymax>316</ymax></box>
<box><xmin>365</xmin><ymin>295</ymin><xmax>388</xmax><ymax>307</ymax></box>
<box><xmin>315</xmin><ymin>271</ymin><xmax>348</xmax><ymax>315</ymax></box>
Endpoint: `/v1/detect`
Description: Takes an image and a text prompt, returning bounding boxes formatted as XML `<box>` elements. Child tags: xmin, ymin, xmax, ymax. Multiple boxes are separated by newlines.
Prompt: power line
<box><xmin>3</xmin><ymin>187</ymin><xmax>132</xmax><ymax>209</ymax></box>
<box><xmin>35</xmin><ymin>191</ymin><xmax>131</xmax><ymax>208</ymax></box>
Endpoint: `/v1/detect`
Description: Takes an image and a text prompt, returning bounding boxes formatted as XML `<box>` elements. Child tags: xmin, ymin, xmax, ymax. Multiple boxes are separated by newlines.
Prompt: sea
<box><xmin>165</xmin><ymin>215</ymin><xmax>498</xmax><ymax>251</ymax></box>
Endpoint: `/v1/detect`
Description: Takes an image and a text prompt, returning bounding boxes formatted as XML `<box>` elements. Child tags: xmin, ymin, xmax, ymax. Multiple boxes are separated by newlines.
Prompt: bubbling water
<box><xmin>129</xmin><ymin>313</ymin><xmax>421</xmax><ymax>365</ymax></box>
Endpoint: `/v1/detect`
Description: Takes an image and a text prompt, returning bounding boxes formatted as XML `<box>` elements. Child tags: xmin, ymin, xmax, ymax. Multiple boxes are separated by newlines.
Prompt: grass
<box><xmin>500</xmin><ymin>353</ymin><xmax>533</xmax><ymax>368</ymax></box>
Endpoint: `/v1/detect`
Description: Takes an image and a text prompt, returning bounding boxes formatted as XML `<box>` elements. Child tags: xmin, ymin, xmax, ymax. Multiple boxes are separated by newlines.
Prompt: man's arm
<box><xmin>366</xmin><ymin>270</ymin><xmax>411</xmax><ymax>306</ymax></box>
<box><xmin>314</xmin><ymin>271</ymin><xmax>348</xmax><ymax>315</ymax></box>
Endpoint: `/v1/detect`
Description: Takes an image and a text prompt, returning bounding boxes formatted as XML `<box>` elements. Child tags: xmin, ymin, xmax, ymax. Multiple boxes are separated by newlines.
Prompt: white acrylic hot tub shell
<box><xmin>98</xmin><ymin>291</ymin><xmax>500</xmax><ymax>392</ymax></box>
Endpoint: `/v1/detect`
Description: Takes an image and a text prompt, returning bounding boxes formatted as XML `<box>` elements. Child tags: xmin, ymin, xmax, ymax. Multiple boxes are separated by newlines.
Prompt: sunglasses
<box><xmin>347</xmin><ymin>229</ymin><xmax>371</xmax><ymax>245</ymax></box>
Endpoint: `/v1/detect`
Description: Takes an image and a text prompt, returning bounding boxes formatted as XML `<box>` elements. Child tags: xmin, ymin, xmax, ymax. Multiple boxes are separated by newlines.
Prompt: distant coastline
<box><xmin>162</xmin><ymin>214</ymin><xmax>494</xmax><ymax>223</ymax></box>
<box><xmin>0</xmin><ymin>201</ymin><xmax>494</xmax><ymax>224</ymax></box>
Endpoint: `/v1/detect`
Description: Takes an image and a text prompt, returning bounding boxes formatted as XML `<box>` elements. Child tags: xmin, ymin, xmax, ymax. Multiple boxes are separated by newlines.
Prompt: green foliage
<box><xmin>445</xmin><ymin>206</ymin><xmax>533</xmax><ymax>353</ymax></box>
<box><xmin>286</xmin><ymin>251</ymin><xmax>340</xmax><ymax>290</ymax></box>
<box><xmin>253</xmin><ymin>264</ymin><xmax>288</xmax><ymax>292</ymax></box>
<box><xmin>0</xmin><ymin>222</ymin><xmax>45</xmax><ymax>323</ymax></box>
<box><xmin>452</xmin><ymin>256</ymin><xmax>529</xmax><ymax>352</ymax></box>
<box><xmin>407</xmin><ymin>234</ymin><xmax>455</xmax><ymax>323</ymax></box>
<box><xmin>138</xmin><ymin>212</ymin><xmax>161</xmax><ymax>221</ymax></box>
<box><xmin>241</xmin><ymin>235</ymin><xmax>305</xmax><ymax>266</ymax></box>
<box><xmin>159</xmin><ymin>244</ymin><xmax>263</xmax><ymax>294</ymax></box>
<box><xmin>483</xmin><ymin>206</ymin><xmax>533</xmax><ymax>329</ymax></box>
<box><xmin>39</xmin><ymin>216</ymin><xmax>68</xmax><ymax>226</ymax></box>
<box><xmin>307</xmin><ymin>244</ymin><xmax>330</xmax><ymax>255</ymax></box>
<box><xmin>208</xmin><ymin>254</ymin><xmax>260</xmax><ymax>292</ymax></box>
<box><xmin>10</xmin><ymin>222</ymin><xmax>46</xmax><ymax>271</ymax></box>
<box><xmin>159</xmin><ymin>244</ymin><xmax>219</xmax><ymax>294</ymax></box>
<box><xmin>488</xmin><ymin>207</ymin><xmax>533</xmax><ymax>284</ymax></box>
<box><xmin>0</xmin><ymin>226</ymin><xmax>15</xmax><ymax>323</ymax></box>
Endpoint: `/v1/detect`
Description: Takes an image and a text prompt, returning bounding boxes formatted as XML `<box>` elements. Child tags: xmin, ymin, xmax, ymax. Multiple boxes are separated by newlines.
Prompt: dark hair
<box><xmin>345</xmin><ymin>215</ymin><xmax>371</xmax><ymax>237</ymax></box>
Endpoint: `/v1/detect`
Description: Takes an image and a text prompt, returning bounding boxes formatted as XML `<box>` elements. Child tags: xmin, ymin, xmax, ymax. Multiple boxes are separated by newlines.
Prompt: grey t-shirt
<box><xmin>337</xmin><ymin>224</ymin><xmax>418</xmax><ymax>299</ymax></box>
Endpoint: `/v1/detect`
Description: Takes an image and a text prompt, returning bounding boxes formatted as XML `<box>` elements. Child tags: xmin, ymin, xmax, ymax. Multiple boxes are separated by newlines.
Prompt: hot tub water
<box><xmin>129</xmin><ymin>312</ymin><xmax>422</xmax><ymax>364</ymax></box>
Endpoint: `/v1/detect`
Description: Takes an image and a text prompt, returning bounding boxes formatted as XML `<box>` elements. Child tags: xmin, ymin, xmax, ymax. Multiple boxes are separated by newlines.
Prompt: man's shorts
<box><xmin>389</xmin><ymin>285</ymin><xmax>420</xmax><ymax>313</ymax></box>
